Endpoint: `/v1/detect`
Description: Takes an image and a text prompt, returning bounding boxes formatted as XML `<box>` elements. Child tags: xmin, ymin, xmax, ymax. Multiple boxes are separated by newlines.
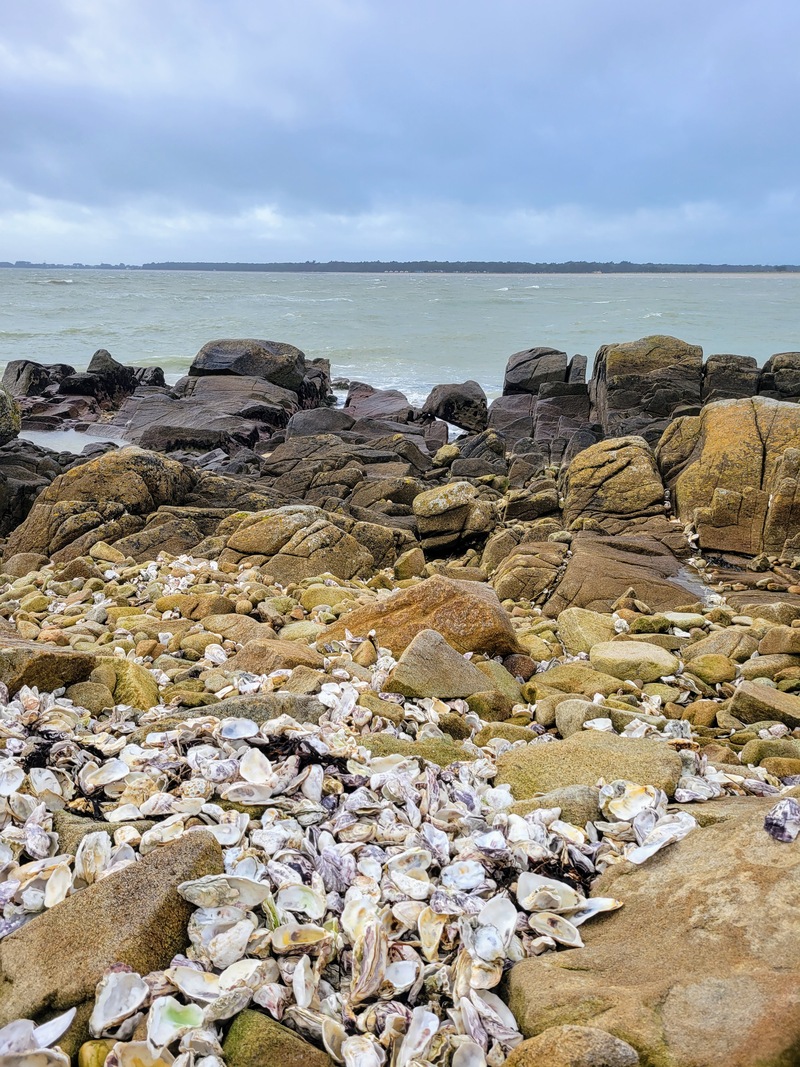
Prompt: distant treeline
<box><xmin>140</xmin><ymin>260</ymin><xmax>800</xmax><ymax>274</ymax></box>
<box><xmin>2</xmin><ymin>259</ymin><xmax>799</xmax><ymax>274</ymax></box>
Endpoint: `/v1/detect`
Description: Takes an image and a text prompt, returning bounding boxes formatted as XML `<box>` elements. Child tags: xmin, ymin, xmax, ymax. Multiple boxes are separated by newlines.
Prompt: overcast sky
<box><xmin>1</xmin><ymin>0</ymin><xmax>798</xmax><ymax>263</ymax></box>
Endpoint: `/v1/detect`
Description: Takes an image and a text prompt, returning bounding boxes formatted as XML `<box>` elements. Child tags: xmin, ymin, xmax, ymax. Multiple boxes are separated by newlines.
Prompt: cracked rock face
<box><xmin>657</xmin><ymin>395</ymin><xmax>800</xmax><ymax>556</ymax></box>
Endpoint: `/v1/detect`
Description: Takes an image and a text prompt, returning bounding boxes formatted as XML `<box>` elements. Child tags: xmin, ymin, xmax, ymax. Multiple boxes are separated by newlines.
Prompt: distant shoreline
<box><xmin>2</xmin><ymin>260</ymin><xmax>799</xmax><ymax>274</ymax></box>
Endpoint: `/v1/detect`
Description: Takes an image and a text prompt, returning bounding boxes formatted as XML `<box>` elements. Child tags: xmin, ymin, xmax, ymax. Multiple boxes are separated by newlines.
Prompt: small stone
<box><xmin>505</xmin><ymin>1025</ymin><xmax>639</xmax><ymax>1067</ymax></box>
<box><xmin>589</xmin><ymin>640</ymin><xmax>679</xmax><ymax>683</ymax></box>
<box><xmin>65</xmin><ymin>681</ymin><xmax>115</xmax><ymax>714</ymax></box>
<box><xmin>223</xmin><ymin>1009</ymin><xmax>333</xmax><ymax>1067</ymax></box>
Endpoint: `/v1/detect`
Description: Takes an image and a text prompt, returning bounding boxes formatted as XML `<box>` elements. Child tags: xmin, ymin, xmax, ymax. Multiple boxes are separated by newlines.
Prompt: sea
<box><xmin>1</xmin><ymin>269</ymin><xmax>799</xmax><ymax>407</ymax></box>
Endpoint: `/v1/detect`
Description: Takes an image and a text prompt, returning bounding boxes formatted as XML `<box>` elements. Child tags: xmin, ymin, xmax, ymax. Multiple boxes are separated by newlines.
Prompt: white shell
<box><xmin>90</xmin><ymin>970</ymin><xmax>149</xmax><ymax>1037</ymax></box>
<box><xmin>147</xmin><ymin>995</ymin><xmax>205</xmax><ymax>1048</ymax></box>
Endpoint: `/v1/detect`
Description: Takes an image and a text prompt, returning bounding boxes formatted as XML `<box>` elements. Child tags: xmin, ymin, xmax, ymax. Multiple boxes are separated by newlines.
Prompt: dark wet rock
<box><xmin>286</xmin><ymin>407</ymin><xmax>355</xmax><ymax>437</ymax></box>
<box><xmin>189</xmin><ymin>338</ymin><xmax>307</xmax><ymax>391</ymax></box>
<box><xmin>2</xmin><ymin>360</ymin><xmax>76</xmax><ymax>398</ymax></box>
<box><xmin>0</xmin><ymin>438</ymin><xmax>75</xmax><ymax>536</ymax></box>
<box><xmin>503</xmin><ymin>347</ymin><xmax>569</xmax><ymax>395</ymax></box>
<box><xmin>421</xmin><ymin>380</ymin><xmax>488</xmax><ymax>433</ymax></box>
<box><xmin>344</xmin><ymin>383</ymin><xmax>415</xmax><ymax>422</ymax></box>
<box><xmin>452</xmin><ymin>429</ymin><xmax>507</xmax><ymax>474</ymax></box>
<box><xmin>701</xmin><ymin>353</ymin><xmax>760</xmax><ymax>403</ymax></box>
<box><xmin>759</xmin><ymin>351</ymin><xmax>800</xmax><ymax>401</ymax></box>
<box><xmin>132</xmin><ymin>365</ymin><xmax>166</xmax><ymax>386</ymax></box>
<box><xmin>488</xmin><ymin>393</ymin><xmax>538</xmax><ymax>445</ymax></box>
<box><xmin>180</xmin><ymin>373</ymin><xmax>300</xmax><ymax>422</ymax></box>
<box><xmin>590</xmin><ymin>334</ymin><xmax>703</xmax><ymax>443</ymax></box>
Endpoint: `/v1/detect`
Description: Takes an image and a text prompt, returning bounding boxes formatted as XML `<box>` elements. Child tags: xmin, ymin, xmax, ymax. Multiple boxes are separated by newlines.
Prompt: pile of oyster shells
<box><xmin>0</xmin><ymin>673</ymin><xmax>706</xmax><ymax>1067</ymax></box>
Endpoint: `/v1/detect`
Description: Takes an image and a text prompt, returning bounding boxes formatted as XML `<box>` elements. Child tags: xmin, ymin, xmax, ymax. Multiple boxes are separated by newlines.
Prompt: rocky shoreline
<box><xmin>1</xmin><ymin>335</ymin><xmax>799</xmax><ymax>1067</ymax></box>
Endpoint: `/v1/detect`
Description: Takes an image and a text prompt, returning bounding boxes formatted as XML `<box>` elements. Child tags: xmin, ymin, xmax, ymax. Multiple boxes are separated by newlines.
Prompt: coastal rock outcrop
<box><xmin>589</xmin><ymin>334</ymin><xmax>703</xmax><ymax>443</ymax></box>
<box><xmin>189</xmin><ymin>337</ymin><xmax>308</xmax><ymax>390</ymax></box>
<box><xmin>323</xmin><ymin>573</ymin><xmax>520</xmax><ymax>655</ymax></box>
<box><xmin>2</xmin><ymin>446</ymin><xmax>195</xmax><ymax>561</ymax></box>
<box><xmin>0</xmin><ymin>833</ymin><xmax>223</xmax><ymax>1039</ymax></box>
<box><xmin>657</xmin><ymin>395</ymin><xmax>800</xmax><ymax>556</ymax></box>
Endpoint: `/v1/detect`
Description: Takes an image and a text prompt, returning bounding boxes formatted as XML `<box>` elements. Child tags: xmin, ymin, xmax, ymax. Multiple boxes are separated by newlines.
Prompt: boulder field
<box><xmin>0</xmin><ymin>334</ymin><xmax>799</xmax><ymax>1067</ymax></box>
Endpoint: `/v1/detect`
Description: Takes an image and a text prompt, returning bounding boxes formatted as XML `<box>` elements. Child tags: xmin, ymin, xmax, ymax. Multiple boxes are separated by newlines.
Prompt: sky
<box><xmin>1</xmin><ymin>0</ymin><xmax>798</xmax><ymax>264</ymax></box>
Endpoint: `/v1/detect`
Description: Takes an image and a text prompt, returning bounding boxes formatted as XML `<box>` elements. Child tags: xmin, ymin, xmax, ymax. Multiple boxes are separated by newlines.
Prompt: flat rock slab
<box><xmin>543</xmin><ymin>532</ymin><xmax>704</xmax><ymax>616</ymax></box>
<box><xmin>0</xmin><ymin>638</ymin><xmax>96</xmax><ymax>695</ymax></box>
<box><xmin>0</xmin><ymin>831</ymin><xmax>222</xmax><ymax>1029</ymax></box>
<box><xmin>496</xmin><ymin>731</ymin><xmax>683</xmax><ymax>799</ymax></box>
<box><xmin>505</xmin><ymin>799</ymin><xmax>800</xmax><ymax>1067</ymax></box>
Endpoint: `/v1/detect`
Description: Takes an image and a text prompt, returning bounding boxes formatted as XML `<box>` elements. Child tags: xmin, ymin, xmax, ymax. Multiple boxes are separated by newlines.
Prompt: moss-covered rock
<box><xmin>496</xmin><ymin>730</ymin><xmax>683</xmax><ymax>799</ymax></box>
<box><xmin>223</xmin><ymin>1010</ymin><xmax>333</xmax><ymax>1067</ymax></box>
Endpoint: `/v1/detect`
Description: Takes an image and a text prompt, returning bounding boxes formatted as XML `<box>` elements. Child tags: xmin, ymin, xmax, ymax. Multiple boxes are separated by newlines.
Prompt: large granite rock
<box><xmin>759</xmin><ymin>351</ymin><xmax>800</xmax><ymax>402</ymax></box>
<box><xmin>561</xmin><ymin>436</ymin><xmax>667</xmax><ymax>532</ymax></box>
<box><xmin>224</xmin><ymin>505</ymin><xmax>375</xmax><ymax>581</ymax></box>
<box><xmin>488</xmin><ymin>393</ymin><xmax>539</xmax><ymax>445</ymax></box>
<box><xmin>2</xmin><ymin>446</ymin><xmax>195</xmax><ymax>562</ymax></box>
<box><xmin>657</xmin><ymin>396</ymin><xmax>800</xmax><ymax>556</ymax></box>
<box><xmin>505</xmin><ymin>799</ymin><xmax>800</xmax><ymax>1067</ymax></box>
<box><xmin>189</xmin><ymin>338</ymin><xmax>307</xmax><ymax>392</ymax></box>
<box><xmin>100</xmin><ymin>392</ymin><xmax>261</xmax><ymax>451</ymax></box>
<box><xmin>323</xmin><ymin>574</ymin><xmax>520</xmax><ymax>656</ymax></box>
<box><xmin>490</xmin><ymin>540</ymin><xmax>568</xmax><ymax>602</ymax></box>
<box><xmin>589</xmin><ymin>335</ymin><xmax>703</xmax><ymax>442</ymax></box>
<box><xmin>344</xmin><ymin>383</ymin><xmax>414</xmax><ymax>422</ymax></box>
<box><xmin>422</xmin><ymin>380</ymin><xmax>488</xmax><ymax>433</ymax></box>
<box><xmin>2</xmin><ymin>359</ymin><xmax>76</xmax><ymax>397</ymax></box>
<box><xmin>0</xmin><ymin>438</ymin><xmax>75</xmax><ymax>537</ymax></box>
<box><xmin>505</xmin><ymin>1027</ymin><xmax>639</xmax><ymax>1067</ymax></box>
<box><xmin>0</xmin><ymin>638</ymin><xmax>96</xmax><ymax>695</ymax></box>
<box><xmin>0</xmin><ymin>383</ymin><xmax>21</xmax><ymax>445</ymax></box>
<box><xmin>384</xmin><ymin>628</ymin><xmax>492</xmax><ymax>698</ymax></box>
<box><xmin>0</xmin><ymin>832</ymin><xmax>223</xmax><ymax>1030</ymax></box>
<box><xmin>701</xmin><ymin>354</ymin><xmax>760</xmax><ymax>403</ymax></box>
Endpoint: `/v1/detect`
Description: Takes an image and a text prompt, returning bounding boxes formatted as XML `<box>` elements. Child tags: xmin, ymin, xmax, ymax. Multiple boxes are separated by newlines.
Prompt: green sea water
<box><xmin>1</xmin><ymin>269</ymin><xmax>798</xmax><ymax>405</ymax></box>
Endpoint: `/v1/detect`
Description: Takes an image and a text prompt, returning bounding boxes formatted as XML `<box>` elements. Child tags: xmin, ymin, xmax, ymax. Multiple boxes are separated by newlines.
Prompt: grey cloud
<box><xmin>0</xmin><ymin>0</ymin><xmax>798</xmax><ymax>260</ymax></box>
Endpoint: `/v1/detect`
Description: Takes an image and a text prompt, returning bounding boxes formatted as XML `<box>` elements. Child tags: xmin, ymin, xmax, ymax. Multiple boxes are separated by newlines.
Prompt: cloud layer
<box><xmin>1</xmin><ymin>0</ymin><xmax>798</xmax><ymax>262</ymax></box>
